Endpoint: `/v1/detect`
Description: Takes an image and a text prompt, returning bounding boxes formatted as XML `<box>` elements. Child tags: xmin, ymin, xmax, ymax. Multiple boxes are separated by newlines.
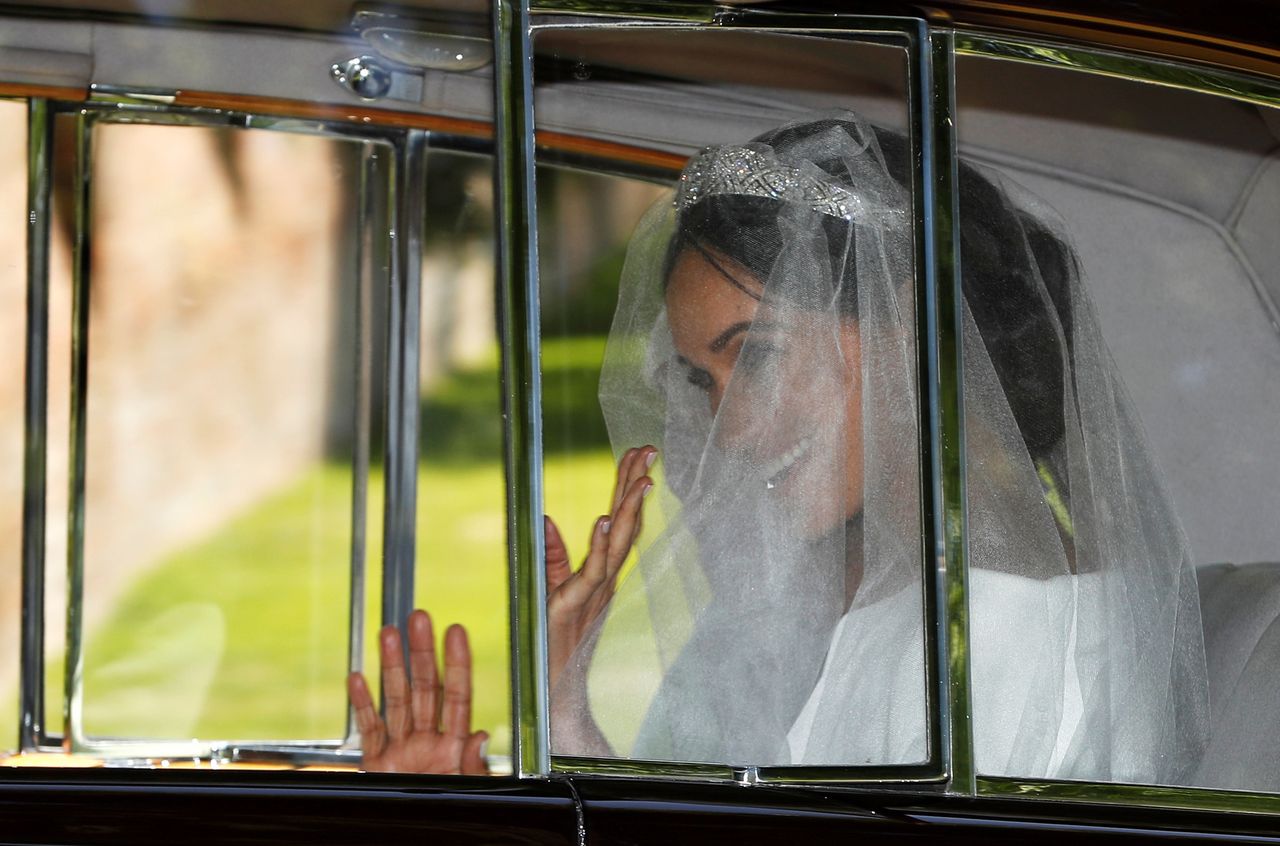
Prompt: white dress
<box><xmin>787</xmin><ymin>569</ymin><xmax>1084</xmax><ymax>776</ymax></box>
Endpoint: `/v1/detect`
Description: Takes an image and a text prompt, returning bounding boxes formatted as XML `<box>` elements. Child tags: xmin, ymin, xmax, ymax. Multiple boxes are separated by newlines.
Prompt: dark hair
<box><xmin>664</xmin><ymin>118</ymin><xmax>1076</xmax><ymax>464</ymax></box>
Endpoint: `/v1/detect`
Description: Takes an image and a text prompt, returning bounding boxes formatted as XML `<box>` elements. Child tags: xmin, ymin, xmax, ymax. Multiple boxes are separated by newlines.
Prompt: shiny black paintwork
<box><xmin>0</xmin><ymin>770</ymin><xmax>579</xmax><ymax>845</ymax></box>
<box><xmin>7</xmin><ymin>770</ymin><xmax>1280</xmax><ymax>843</ymax></box>
<box><xmin>572</xmin><ymin>778</ymin><xmax>1280</xmax><ymax>843</ymax></box>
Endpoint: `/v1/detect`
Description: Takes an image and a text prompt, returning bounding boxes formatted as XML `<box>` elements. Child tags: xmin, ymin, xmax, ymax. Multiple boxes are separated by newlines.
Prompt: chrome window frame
<box><xmin>953</xmin><ymin>29</ymin><xmax>1280</xmax><ymax>815</ymax></box>
<box><xmin>18</xmin><ymin>96</ymin><xmax>53</xmax><ymax>754</ymax></box>
<box><xmin>503</xmin><ymin>0</ymin><xmax>1280</xmax><ymax>809</ymax></box>
<box><xmin>15</xmin><ymin>93</ymin><xmax>434</xmax><ymax>765</ymax></box>
<box><xmin>501</xmin><ymin>0</ymin><xmax>969</xmax><ymax>788</ymax></box>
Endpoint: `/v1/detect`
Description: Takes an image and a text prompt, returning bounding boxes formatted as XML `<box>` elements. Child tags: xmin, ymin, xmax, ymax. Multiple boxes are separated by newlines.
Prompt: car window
<box><xmin>956</xmin><ymin>52</ymin><xmax>1280</xmax><ymax>791</ymax></box>
<box><xmin>0</xmin><ymin>6</ymin><xmax>518</xmax><ymax>773</ymax></box>
<box><xmin>57</xmin><ymin>119</ymin><xmax>376</xmax><ymax>753</ymax></box>
<box><xmin>532</xmin><ymin>25</ymin><xmax>931</xmax><ymax>774</ymax></box>
<box><xmin>0</xmin><ymin>104</ymin><xmax>517</xmax><ymax>771</ymax></box>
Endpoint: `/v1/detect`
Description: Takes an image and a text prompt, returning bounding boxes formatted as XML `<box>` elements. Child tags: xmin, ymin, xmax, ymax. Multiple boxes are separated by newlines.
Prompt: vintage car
<box><xmin>1</xmin><ymin>0</ymin><xmax>1279</xmax><ymax>841</ymax></box>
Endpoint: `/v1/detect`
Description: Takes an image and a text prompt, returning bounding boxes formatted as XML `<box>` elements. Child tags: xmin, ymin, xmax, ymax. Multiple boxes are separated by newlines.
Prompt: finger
<box><xmin>348</xmin><ymin>672</ymin><xmax>387</xmax><ymax>760</ymax></box>
<box><xmin>575</xmin><ymin>515</ymin><xmax>611</xmax><ymax>589</ymax></box>
<box><xmin>629</xmin><ymin>475</ymin><xmax>653</xmax><ymax>546</ymax></box>
<box><xmin>610</xmin><ymin>447</ymin><xmax>639</xmax><ymax>512</ymax></box>
<box><xmin>614</xmin><ymin>445</ymin><xmax>660</xmax><ymax>511</ymax></box>
<box><xmin>380</xmin><ymin>625</ymin><xmax>411</xmax><ymax>741</ymax></box>
<box><xmin>461</xmin><ymin>730</ymin><xmax>489</xmax><ymax>776</ymax></box>
<box><xmin>606</xmin><ymin>476</ymin><xmax>652</xmax><ymax>578</ymax></box>
<box><xmin>407</xmin><ymin>609</ymin><xmax>439</xmax><ymax>733</ymax></box>
<box><xmin>630</xmin><ymin>458</ymin><xmax>655</xmax><ymax>540</ymax></box>
<box><xmin>544</xmin><ymin>515</ymin><xmax>572</xmax><ymax>594</ymax></box>
<box><xmin>440</xmin><ymin>624</ymin><xmax>473</xmax><ymax>740</ymax></box>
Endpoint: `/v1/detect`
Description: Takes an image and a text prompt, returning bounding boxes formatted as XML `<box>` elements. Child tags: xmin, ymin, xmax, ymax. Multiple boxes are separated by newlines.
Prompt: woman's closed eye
<box><xmin>685</xmin><ymin>364</ymin><xmax>714</xmax><ymax>393</ymax></box>
<box><xmin>735</xmin><ymin>339</ymin><xmax>781</xmax><ymax>375</ymax></box>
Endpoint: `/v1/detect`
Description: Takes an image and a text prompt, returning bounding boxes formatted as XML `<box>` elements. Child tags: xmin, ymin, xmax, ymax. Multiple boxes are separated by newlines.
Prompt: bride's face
<box><xmin>664</xmin><ymin>245</ymin><xmax>865</xmax><ymax>536</ymax></box>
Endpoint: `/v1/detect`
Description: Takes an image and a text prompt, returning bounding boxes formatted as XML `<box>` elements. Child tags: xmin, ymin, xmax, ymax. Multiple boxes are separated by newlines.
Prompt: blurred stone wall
<box><xmin>1</xmin><ymin>102</ymin><xmax>33</xmax><ymax>740</ymax></box>
<box><xmin>1</xmin><ymin>119</ymin><xmax>351</xmax><ymax>730</ymax></box>
<box><xmin>80</xmin><ymin>124</ymin><xmax>345</xmax><ymax>602</ymax></box>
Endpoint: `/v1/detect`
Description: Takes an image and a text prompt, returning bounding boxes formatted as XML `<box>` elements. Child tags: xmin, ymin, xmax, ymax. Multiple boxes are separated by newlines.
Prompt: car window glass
<box><xmin>54</xmin><ymin>119</ymin><xmax>380</xmax><ymax>757</ymax></box>
<box><xmin>956</xmin><ymin>54</ymin><xmax>1280</xmax><ymax>790</ymax></box>
<box><xmin>534</xmin><ymin>26</ymin><xmax>927</xmax><ymax>770</ymax></box>
<box><xmin>1</xmin><ymin>99</ymin><xmax>26</xmax><ymax>757</ymax></box>
<box><xmin>415</xmin><ymin>147</ymin><xmax>511</xmax><ymax>770</ymax></box>
<box><xmin>0</xmin><ymin>102</ymin><xmax>68</xmax><ymax>764</ymax></box>
<box><xmin>538</xmin><ymin>163</ymin><xmax>668</xmax><ymax>759</ymax></box>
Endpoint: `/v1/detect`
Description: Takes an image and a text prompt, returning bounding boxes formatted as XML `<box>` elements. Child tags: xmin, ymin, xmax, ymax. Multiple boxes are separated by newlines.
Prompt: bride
<box><xmin>348</xmin><ymin>112</ymin><xmax>1209</xmax><ymax>785</ymax></box>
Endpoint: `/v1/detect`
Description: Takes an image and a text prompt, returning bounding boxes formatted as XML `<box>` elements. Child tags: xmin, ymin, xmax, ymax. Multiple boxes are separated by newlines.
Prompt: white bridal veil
<box><xmin>553</xmin><ymin>111</ymin><xmax>1209</xmax><ymax>784</ymax></box>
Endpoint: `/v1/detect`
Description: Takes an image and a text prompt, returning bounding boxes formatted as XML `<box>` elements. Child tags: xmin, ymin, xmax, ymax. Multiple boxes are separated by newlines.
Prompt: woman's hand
<box><xmin>347</xmin><ymin>609</ymin><xmax>488</xmax><ymax>774</ymax></box>
<box><xmin>545</xmin><ymin>445</ymin><xmax>655</xmax><ymax>691</ymax></box>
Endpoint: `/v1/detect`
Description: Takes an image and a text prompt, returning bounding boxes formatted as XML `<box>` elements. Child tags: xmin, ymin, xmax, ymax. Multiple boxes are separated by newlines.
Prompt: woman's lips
<box><xmin>762</xmin><ymin>435</ymin><xmax>815</xmax><ymax>488</ymax></box>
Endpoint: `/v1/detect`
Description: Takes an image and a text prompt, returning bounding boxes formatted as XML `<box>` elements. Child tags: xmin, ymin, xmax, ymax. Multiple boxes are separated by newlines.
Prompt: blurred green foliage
<box><xmin>422</xmin><ymin>335</ymin><xmax>612</xmax><ymax>461</ymax></box>
<box><xmin>540</xmin><ymin>250</ymin><xmax>627</xmax><ymax>339</ymax></box>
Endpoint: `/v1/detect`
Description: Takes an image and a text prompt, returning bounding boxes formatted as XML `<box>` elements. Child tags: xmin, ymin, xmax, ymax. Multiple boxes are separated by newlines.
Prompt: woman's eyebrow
<box><xmin>709</xmin><ymin>321</ymin><xmax>777</xmax><ymax>353</ymax></box>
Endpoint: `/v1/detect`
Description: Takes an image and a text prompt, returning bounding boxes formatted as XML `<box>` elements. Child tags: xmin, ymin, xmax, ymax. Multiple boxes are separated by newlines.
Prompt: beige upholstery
<box><xmin>956</xmin><ymin>56</ymin><xmax>1280</xmax><ymax>568</ymax></box>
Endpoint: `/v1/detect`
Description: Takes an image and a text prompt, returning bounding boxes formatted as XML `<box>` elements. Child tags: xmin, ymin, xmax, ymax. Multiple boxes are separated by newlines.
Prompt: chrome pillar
<box><xmin>18</xmin><ymin>98</ymin><xmax>53</xmax><ymax>753</ymax></box>
<box><xmin>346</xmin><ymin>141</ymin><xmax>393</xmax><ymax>742</ymax></box>
<box><xmin>64</xmin><ymin>108</ymin><xmax>93</xmax><ymax>750</ymax></box>
<box><xmin>381</xmin><ymin>130</ymin><xmax>427</xmax><ymax>651</ymax></box>
<box><xmin>493</xmin><ymin>0</ymin><xmax>549</xmax><ymax>778</ymax></box>
<box><xmin>922</xmin><ymin>29</ymin><xmax>974</xmax><ymax>794</ymax></box>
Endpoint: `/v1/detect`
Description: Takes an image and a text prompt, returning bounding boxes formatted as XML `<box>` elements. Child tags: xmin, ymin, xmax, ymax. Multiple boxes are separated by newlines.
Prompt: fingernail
<box><xmin>643</xmin><ymin>483</ymin><xmax>653</xmax><ymax>498</ymax></box>
<box><xmin>645</xmin><ymin>451</ymin><xmax>657</xmax><ymax>468</ymax></box>
<box><xmin>601</xmin><ymin>518</ymin><xmax>612</xmax><ymax>535</ymax></box>
<box><xmin>480</xmin><ymin>733</ymin><xmax>490</xmax><ymax>759</ymax></box>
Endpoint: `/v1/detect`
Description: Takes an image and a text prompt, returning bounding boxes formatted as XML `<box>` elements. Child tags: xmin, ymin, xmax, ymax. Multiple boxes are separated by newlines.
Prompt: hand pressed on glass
<box><xmin>349</xmin><ymin>446</ymin><xmax>653</xmax><ymax>773</ymax></box>
<box><xmin>347</xmin><ymin>610</ymin><xmax>488</xmax><ymax>774</ymax></box>
<box><xmin>547</xmin><ymin>444</ymin><xmax>654</xmax><ymax>691</ymax></box>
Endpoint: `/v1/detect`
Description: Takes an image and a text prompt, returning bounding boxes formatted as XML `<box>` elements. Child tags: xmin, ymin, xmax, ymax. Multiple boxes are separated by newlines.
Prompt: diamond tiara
<box><xmin>675</xmin><ymin>145</ymin><xmax>862</xmax><ymax>221</ymax></box>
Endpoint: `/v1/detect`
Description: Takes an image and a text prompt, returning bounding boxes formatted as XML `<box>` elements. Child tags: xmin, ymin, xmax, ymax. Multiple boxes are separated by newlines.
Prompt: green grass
<box><xmin>5</xmin><ymin>336</ymin><xmax>618</xmax><ymax>762</ymax></box>
<box><xmin>79</xmin><ymin>463</ymin><xmax>366</xmax><ymax>741</ymax></box>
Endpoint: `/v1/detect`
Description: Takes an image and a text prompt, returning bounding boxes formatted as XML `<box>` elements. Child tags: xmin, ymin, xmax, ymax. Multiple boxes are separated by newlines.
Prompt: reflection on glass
<box><xmin>74</xmin><ymin>123</ymin><xmax>371</xmax><ymax>744</ymax></box>
<box><xmin>535</xmin><ymin>28</ymin><xmax>924</xmax><ymax>768</ymax></box>
<box><xmin>1</xmin><ymin>99</ymin><xmax>27</xmax><ymax>757</ymax></box>
<box><xmin>956</xmin><ymin>55</ymin><xmax>1280</xmax><ymax>788</ymax></box>
<box><xmin>415</xmin><ymin>149</ymin><xmax>510</xmax><ymax>764</ymax></box>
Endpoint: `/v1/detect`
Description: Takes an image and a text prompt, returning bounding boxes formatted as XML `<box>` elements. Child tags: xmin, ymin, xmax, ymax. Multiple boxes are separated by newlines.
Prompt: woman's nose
<box><xmin>707</xmin><ymin>383</ymin><xmax>724</xmax><ymax>417</ymax></box>
<box><xmin>709</xmin><ymin>385</ymin><xmax>759</xmax><ymax>452</ymax></box>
